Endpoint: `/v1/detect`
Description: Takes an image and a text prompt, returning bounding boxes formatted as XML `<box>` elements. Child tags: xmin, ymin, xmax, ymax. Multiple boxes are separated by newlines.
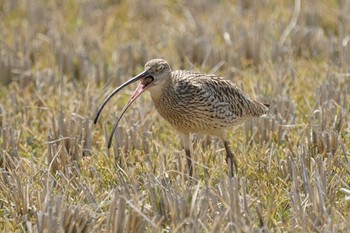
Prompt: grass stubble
<box><xmin>0</xmin><ymin>0</ymin><xmax>349</xmax><ymax>232</ymax></box>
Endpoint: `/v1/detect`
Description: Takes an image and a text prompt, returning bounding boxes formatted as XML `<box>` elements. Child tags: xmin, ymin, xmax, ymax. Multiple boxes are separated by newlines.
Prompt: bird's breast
<box><xmin>151</xmin><ymin>92</ymin><xmax>238</xmax><ymax>134</ymax></box>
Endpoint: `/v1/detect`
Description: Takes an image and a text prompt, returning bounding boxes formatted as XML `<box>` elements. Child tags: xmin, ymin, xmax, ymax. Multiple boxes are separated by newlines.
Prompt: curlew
<box><xmin>94</xmin><ymin>59</ymin><xmax>269</xmax><ymax>177</ymax></box>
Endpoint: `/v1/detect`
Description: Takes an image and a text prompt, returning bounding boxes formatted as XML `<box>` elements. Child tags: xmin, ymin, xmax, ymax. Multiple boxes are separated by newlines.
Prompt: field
<box><xmin>0</xmin><ymin>0</ymin><xmax>350</xmax><ymax>232</ymax></box>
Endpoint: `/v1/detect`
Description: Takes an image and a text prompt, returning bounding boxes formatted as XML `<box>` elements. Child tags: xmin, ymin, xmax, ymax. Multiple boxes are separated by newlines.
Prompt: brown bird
<box><xmin>94</xmin><ymin>59</ymin><xmax>269</xmax><ymax>177</ymax></box>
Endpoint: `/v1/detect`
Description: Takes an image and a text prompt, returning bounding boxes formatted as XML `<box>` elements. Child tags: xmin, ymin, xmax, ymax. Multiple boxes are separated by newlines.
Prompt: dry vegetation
<box><xmin>0</xmin><ymin>0</ymin><xmax>350</xmax><ymax>232</ymax></box>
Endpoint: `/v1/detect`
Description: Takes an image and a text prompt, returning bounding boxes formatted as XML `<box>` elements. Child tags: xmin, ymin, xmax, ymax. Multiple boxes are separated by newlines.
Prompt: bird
<box><xmin>94</xmin><ymin>59</ymin><xmax>269</xmax><ymax>177</ymax></box>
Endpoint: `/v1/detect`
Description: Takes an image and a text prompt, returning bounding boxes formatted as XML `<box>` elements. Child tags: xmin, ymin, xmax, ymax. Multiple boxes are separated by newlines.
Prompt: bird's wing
<box><xmin>173</xmin><ymin>71</ymin><xmax>267</xmax><ymax>121</ymax></box>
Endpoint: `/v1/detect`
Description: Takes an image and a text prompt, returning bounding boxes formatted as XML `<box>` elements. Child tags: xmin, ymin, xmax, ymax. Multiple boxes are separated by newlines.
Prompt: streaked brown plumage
<box><xmin>94</xmin><ymin>59</ymin><xmax>269</xmax><ymax>177</ymax></box>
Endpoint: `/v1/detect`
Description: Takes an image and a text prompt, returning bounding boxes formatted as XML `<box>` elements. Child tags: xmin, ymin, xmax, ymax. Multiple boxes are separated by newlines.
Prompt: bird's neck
<box><xmin>148</xmin><ymin>77</ymin><xmax>175</xmax><ymax>101</ymax></box>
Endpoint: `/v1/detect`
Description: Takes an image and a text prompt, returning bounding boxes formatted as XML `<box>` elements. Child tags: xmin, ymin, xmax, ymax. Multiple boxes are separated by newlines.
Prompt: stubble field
<box><xmin>0</xmin><ymin>0</ymin><xmax>349</xmax><ymax>232</ymax></box>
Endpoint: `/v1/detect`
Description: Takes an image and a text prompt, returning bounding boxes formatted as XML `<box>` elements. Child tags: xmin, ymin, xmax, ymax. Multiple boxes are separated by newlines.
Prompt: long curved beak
<box><xmin>94</xmin><ymin>70</ymin><xmax>154</xmax><ymax>148</ymax></box>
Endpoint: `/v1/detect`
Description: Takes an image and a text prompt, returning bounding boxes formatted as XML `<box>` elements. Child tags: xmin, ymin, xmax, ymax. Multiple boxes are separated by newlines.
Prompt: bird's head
<box><xmin>94</xmin><ymin>58</ymin><xmax>171</xmax><ymax>148</ymax></box>
<box><xmin>144</xmin><ymin>58</ymin><xmax>171</xmax><ymax>84</ymax></box>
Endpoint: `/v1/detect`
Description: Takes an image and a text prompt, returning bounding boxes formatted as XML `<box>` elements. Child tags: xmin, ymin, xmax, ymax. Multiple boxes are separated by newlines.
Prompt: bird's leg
<box><xmin>185</xmin><ymin>148</ymin><xmax>193</xmax><ymax>177</ymax></box>
<box><xmin>179</xmin><ymin>132</ymin><xmax>192</xmax><ymax>177</ymax></box>
<box><xmin>223</xmin><ymin>140</ymin><xmax>237</xmax><ymax>177</ymax></box>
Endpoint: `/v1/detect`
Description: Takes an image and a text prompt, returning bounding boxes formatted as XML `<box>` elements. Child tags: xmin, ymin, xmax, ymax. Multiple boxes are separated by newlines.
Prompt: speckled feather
<box><xmin>150</xmin><ymin>69</ymin><xmax>269</xmax><ymax>136</ymax></box>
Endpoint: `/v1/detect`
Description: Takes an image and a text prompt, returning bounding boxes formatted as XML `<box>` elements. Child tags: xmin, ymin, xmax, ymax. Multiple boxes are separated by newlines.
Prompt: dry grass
<box><xmin>0</xmin><ymin>0</ymin><xmax>350</xmax><ymax>232</ymax></box>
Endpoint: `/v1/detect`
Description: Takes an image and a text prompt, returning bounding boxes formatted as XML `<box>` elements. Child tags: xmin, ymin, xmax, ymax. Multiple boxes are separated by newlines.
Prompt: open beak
<box><xmin>94</xmin><ymin>70</ymin><xmax>154</xmax><ymax>148</ymax></box>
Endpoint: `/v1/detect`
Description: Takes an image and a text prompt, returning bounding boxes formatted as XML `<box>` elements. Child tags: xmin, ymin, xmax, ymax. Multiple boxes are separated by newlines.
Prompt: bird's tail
<box><xmin>252</xmin><ymin>101</ymin><xmax>270</xmax><ymax>117</ymax></box>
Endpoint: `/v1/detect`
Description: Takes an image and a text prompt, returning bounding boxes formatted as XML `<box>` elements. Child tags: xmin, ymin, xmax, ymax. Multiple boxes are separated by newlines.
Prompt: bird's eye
<box><xmin>156</xmin><ymin>65</ymin><xmax>164</xmax><ymax>71</ymax></box>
